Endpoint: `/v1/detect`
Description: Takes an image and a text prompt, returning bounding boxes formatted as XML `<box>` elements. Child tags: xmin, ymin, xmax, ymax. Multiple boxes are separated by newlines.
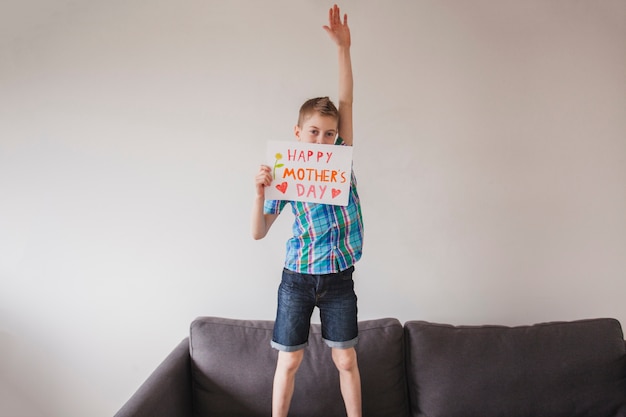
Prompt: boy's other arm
<box><xmin>252</xmin><ymin>165</ymin><xmax>279</xmax><ymax>240</ymax></box>
<box><xmin>324</xmin><ymin>4</ymin><xmax>353</xmax><ymax>146</ymax></box>
<box><xmin>337</xmin><ymin>44</ymin><xmax>353</xmax><ymax>146</ymax></box>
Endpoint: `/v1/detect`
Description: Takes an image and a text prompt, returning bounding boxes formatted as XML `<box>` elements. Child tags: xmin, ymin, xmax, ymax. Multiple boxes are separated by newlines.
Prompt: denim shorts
<box><xmin>271</xmin><ymin>266</ymin><xmax>358</xmax><ymax>352</ymax></box>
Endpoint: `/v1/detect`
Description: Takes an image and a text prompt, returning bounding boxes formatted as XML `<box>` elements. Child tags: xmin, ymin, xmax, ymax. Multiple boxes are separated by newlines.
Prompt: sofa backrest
<box><xmin>404</xmin><ymin>318</ymin><xmax>626</xmax><ymax>417</ymax></box>
<box><xmin>190</xmin><ymin>316</ymin><xmax>409</xmax><ymax>417</ymax></box>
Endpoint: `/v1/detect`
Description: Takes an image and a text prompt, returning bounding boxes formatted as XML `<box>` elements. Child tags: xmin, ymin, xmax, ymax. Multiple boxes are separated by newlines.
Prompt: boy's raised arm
<box><xmin>323</xmin><ymin>4</ymin><xmax>353</xmax><ymax>146</ymax></box>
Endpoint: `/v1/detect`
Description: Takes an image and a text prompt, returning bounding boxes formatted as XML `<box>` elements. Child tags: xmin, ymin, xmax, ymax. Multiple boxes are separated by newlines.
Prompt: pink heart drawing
<box><xmin>276</xmin><ymin>182</ymin><xmax>288</xmax><ymax>194</ymax></box>
<box><xmin>331</xmin><ymin>189</ymin><xmax>341</xmax><ymax>199</ymax></box>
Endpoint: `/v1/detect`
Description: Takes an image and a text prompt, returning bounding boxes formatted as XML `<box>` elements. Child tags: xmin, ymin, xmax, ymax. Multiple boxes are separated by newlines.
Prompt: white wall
<box><xmin>1</xmin><ymin>0</ymin><xmax>624</xmax><ymax>416</ymax></box>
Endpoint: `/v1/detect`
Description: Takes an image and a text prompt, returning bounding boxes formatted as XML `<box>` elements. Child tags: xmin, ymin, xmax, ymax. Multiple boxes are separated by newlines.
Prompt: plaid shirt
<box><xmin>264</xmin><ymin>171</ymin><xmax>364</xmax><ymax>274</ymax></box>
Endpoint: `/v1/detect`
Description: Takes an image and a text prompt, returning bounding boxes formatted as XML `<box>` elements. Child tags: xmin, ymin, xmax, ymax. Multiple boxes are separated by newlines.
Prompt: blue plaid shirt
<box><xmin>264</xmin><ymin>171</ymin><xmax>364</xmax><ymax>274</ymax></box>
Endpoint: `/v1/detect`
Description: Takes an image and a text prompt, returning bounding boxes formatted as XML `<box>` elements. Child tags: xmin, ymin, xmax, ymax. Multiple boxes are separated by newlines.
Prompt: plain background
<box><xmin>1</xmin><ymin>0</ymin><xmax>625</xmax><ymax>416</ymax></box>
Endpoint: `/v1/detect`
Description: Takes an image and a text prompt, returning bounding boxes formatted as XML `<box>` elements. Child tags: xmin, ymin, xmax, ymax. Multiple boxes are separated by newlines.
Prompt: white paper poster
<box><xmin>264</xmin><ymin>141</ymin><xmax>353</xmax><ymax>206</ymax></box>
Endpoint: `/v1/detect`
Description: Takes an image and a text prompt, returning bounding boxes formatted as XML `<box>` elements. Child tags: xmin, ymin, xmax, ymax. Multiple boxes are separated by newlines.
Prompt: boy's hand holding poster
<box><xmin>265</xmin><ymin>141</ymin><xmax>353</xmax><ymax>206</ymax></box>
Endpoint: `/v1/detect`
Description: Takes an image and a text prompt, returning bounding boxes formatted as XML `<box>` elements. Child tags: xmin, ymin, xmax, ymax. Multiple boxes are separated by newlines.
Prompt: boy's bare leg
<box><xmin>272</xmin><ymin>350</ymin><xmax>305</xmax><ymax>417</ymax></box>
<box><xmin>332</xmin><ymin>347</ymin><xmax>362</xmax><ymax>417</ymax></box>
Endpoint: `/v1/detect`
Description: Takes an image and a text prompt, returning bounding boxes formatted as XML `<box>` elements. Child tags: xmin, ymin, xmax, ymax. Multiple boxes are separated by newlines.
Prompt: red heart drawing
<box><xmin>276</xmin><ymin>182</ymin><xmax>288</xmax><ymax>194</ymax></box>
<box><xmin>331</xmin><ymin>189</ymin><xmax>341</xmax><ymax>199</ymax></box>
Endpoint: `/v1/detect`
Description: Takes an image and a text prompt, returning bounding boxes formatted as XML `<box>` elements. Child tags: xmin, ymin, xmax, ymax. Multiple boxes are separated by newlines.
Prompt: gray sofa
<box><xmin>115</xmin><ymin>317</ymin><xmax>626</xmax><ymax>417</ymax></box>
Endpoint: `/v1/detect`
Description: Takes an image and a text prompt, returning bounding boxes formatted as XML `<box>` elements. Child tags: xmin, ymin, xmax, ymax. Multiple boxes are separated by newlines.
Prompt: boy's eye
<box><xmin>326</xmin><ymin>132</ymin><xmax>335</xmax><ymax>137</ymax></box>
<box><xmin>310</xmin><ymin>130</ymin><xmax>318</xmax><ymax>135</ymax></box>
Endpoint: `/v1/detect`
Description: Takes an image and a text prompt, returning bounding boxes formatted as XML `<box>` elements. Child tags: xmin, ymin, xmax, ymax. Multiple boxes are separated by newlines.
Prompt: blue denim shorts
<box><xmin>271</xmin><ymin>266</ymin><xmax>358</xmax><ymax>352</ymax></box>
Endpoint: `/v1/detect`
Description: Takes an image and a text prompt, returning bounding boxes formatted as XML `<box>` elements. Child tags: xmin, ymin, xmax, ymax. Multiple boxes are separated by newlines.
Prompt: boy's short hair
<box><xmin>297</xmin><ymin>97</ymin><xmax>339</xmax><ymax>127</ymax></box>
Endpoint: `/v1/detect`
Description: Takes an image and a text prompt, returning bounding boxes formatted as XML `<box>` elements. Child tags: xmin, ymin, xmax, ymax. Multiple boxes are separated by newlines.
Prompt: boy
<box><xmin>252</xmin><ymin>5</ymin><xmax>363</xmax><ymax>417</ymax></box>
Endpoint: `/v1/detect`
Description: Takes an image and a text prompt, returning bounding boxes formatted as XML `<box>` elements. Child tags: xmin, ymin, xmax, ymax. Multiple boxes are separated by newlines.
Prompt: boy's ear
<box><xmin>294</xmin><ymin>125</ymin><xmax>301</xmax><ymax>141</ymax></box>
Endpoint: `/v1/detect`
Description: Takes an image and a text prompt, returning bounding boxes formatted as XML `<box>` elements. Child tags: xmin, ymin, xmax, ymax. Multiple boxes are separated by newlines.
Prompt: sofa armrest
<box><xmin>114</xmin><ymin>338</ymin><xmax>193</xmax><ymax>417</ymax></box>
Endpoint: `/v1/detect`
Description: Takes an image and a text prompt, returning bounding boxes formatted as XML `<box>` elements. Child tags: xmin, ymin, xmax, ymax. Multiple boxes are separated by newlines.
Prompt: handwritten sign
<box><xmin>265</xmin><ymin>141</ymin><xmax>353</xmax><ymax>206</ymax></box>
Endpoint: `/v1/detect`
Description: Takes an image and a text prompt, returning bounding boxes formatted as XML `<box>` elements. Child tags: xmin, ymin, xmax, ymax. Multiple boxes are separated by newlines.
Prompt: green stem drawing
<box><xmin>273</xmin><ymin>153</ymin><xmax>284</xmax><ymax>179</ymax></box>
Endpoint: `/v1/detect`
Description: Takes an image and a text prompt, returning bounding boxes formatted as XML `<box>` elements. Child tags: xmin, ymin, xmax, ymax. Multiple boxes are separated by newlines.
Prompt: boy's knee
<box><xmin>331</xmin><ymin>347</ymin><xmax>358</xmax><ymax>372</ymax></box>
<box><xmin>276</xmin><ymin>350</ymin><xmax>305</xmax><ymax>374</ymax></box>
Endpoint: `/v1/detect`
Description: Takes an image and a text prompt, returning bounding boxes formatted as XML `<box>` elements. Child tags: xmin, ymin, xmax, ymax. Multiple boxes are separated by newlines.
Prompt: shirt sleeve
<box><xmin>264</xmin><ymin>199</ymin><xmax>288</xmax><ymax>215</ymax></box>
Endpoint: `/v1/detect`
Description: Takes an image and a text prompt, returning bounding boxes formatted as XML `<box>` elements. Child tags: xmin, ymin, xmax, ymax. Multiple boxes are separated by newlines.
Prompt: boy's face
<box><xmin>294</xmin><ymin>113</ymin><xmax>338</xmax><ymax>145</ymax></box>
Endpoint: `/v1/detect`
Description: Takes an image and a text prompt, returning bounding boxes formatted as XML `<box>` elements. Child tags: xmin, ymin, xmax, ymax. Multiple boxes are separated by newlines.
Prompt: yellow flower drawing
<box><xmin>273</xmin><ymin>153</ymin><xmax>284</xmax><ymax>179</ymax></box>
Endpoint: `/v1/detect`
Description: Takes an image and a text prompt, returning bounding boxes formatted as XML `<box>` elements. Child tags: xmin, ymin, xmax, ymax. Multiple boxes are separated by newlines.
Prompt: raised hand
<box><xmin>323</xmin><ymin>4</ymin><xmax>351</xmax><ymax>48</ymax></box>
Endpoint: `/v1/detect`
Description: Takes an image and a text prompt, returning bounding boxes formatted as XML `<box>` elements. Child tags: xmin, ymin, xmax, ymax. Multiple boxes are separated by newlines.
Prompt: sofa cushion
<box><xmin>190</xmin><ymin>316</ymin><xmax>409</xmax><ymax>417</ymax></box>
<box><xmin>404</xmin><ymin>318</ymin><xmax>626</xmax><ymax>417</ymax></box>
